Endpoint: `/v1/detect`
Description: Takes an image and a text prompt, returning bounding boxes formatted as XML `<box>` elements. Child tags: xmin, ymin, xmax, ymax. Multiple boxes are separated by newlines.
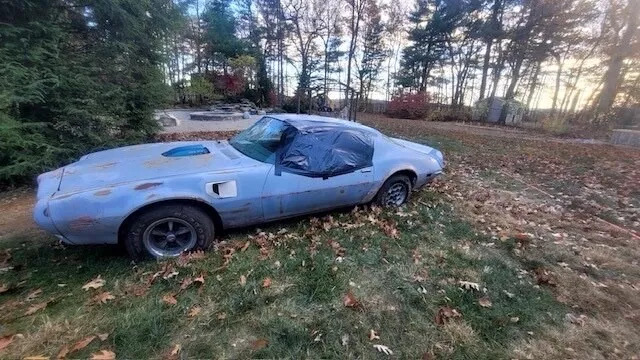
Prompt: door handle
<box><xmin>360</xmin><ymin>168</ymin><xmax>372</xmax><ymax>173</ymax></box>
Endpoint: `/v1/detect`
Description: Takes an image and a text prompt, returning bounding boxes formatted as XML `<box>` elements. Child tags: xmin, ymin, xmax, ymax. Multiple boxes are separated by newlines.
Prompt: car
<box><xmin>33</xmin><ymin>115</ymin><xmax>444</xmax><ymax>260</ymax></box>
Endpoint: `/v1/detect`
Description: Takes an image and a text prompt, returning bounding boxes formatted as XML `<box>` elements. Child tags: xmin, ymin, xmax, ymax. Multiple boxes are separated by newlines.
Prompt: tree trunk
<box><xmin>525</xmin><ymin>61</ymin><xmax>541</xmax><ymax>111</ymax></box>
<box><xmin>594</xmin><ymin>0</ymin><xmax>640</xmax><ymax>115</ymax></box>
<box><xmin>551</xmin><ymin>55</ymin><xmax>564</xmax><ymax>114</ymax></box>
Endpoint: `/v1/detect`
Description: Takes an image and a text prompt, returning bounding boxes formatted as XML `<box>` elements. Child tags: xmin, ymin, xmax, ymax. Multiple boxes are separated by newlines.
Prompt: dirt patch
<box><xmin>0</xmin><ymin>189</ymin><xmax>37</xmax><ymax>239</ymax></box>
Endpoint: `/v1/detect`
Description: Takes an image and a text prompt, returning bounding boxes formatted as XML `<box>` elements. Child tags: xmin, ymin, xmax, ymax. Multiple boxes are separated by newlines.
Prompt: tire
<box><xmin>125</xmin><ymin>205</ymin><xmax>214</xmax><ymax>261</ymax></box>
<box><xmin>374</xmin><ymin>174</ymin><xmax>412</xmax><ymax>207</ymax></box>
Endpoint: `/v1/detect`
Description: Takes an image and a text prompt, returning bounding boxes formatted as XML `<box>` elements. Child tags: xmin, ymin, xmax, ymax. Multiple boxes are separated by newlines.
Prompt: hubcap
<box><xmin>385</xmin><ymin>182</ymin><xmax>408</xmax><ymax>207</ymax></box>
<box><xmin>142</xmin><ymin>218</ymin><xmax>197</xmax><ymax>258</ymax></box>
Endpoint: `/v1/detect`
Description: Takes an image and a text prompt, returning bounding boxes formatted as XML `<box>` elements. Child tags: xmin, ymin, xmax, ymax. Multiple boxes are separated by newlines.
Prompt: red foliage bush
<box><xmin>386</xmin><ymin>92</ymin><xmax>432</xmax><ymax>119</ymax></box>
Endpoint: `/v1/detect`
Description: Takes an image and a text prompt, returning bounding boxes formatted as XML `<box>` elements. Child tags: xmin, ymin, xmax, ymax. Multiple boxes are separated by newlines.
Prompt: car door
<box><xmin>261</xmin><ymin>165</ymin><xmax>374</xmax><ymax>220</ymax></box>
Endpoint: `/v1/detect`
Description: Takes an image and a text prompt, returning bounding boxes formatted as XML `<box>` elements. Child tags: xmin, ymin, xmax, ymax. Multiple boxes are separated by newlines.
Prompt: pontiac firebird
<box><xmin>34</xmin><ymin>115</ymin><xmax>444</xmax><ymax>259</ymax></box>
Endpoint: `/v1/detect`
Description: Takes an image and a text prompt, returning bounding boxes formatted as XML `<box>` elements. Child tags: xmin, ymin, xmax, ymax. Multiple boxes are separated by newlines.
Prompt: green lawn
<box><xmin>0</xmin><ymin>187</ymin><xmax>564</xmax><ymax>359</ymax></box>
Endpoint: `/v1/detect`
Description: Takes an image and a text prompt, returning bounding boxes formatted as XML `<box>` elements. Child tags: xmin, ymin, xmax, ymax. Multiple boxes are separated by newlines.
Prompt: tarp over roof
<box><xmin>269</xmin><ymin>116</ymin><xmax>374</xmax><ymax>178</ymax></box>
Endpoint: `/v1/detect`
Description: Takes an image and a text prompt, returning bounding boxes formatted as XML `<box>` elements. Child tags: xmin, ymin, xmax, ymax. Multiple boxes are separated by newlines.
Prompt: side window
<box><xmin>277</xmin><ymin>128</ymin><xmax>373</xmax><ymax>178</ymax></box>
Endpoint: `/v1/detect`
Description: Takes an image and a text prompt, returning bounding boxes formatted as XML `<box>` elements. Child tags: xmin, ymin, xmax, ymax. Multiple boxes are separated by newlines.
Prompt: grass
<box><xmin>0</xmin><ymin>187</ymin><xmax>566</xmax><ymax>359</ymax></box>
<box><xmin>2</xmin><ymin>113</ymin><xmax>639</xmax><ymax>359</ymax></box>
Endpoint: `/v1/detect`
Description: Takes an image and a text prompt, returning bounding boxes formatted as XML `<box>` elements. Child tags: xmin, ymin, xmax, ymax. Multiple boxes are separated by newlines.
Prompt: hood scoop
<box><xmin>162</xmin><ymin>144</ymin><xmax>210</xmax><ymax>157</ymax></box>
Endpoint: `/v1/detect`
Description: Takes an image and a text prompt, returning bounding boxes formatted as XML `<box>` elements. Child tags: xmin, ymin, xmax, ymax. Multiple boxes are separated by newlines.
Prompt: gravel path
<box><xmin>158</xmin><ymin>109</ymin><xmax>262</xmax><ymax>133</ymax></box>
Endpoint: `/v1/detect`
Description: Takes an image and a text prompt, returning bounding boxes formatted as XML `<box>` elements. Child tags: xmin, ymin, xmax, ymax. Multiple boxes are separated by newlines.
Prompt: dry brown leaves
<box><xmin>162</xmin><ymin>294</ymin><xmax>178</xmax><ymax>306</ymax></box>
<box><xmin>478</xmin><ymin>297</ymin><xmax>493</xmax><ymax>308</ymax></box>
<box><xmin>0</xmin><ymin>334</ymin><xmax>14</xmax><ymax>351</ymax></box>
<box><xmin>24</xmin><ymin>301</ymin><xmax>48</xmax><ymax>316</ymax></box>
<box><xmin>262</xmin><ymin>277</ymin><xmax>272</xmax><ymax>288</ymax></box>
<box><xmin>70</xmin><ymin>335</ymin><xmax>96</xmax><ymax>353</ymax></box>
<box><xmin>90</xmin><ymin>350</ymin><xmax>116</xmax><ymax>360</ymax></box>
<box><xmin>534</xmin><ymin>268</ymin><xmax>558</xmax><ymax>287</ymax></box>
<box><xmin>91</xmin><ymin>292</ymin><xmax>116</xmax><ymax>305</ymax></box>
<box><xmin>251</xmin><ymin>338</ymin><xmax>269</xmax><ymax>351</ymax></box>
<box><xmin>188</xmin><ymin>306</ymin><xmax>202</xmax><ymax>318</ymax></box>
<box><xmin>327</xmin><ymin>239</ymin><xmax>346</xmax><ymax>258</ymax></box>
<box><xmin>343</xmin><ymin>291</ymin><xmax>362</xmax><ymax>310</ymax></box>
<box><xmin>435</xmin><ymin>306</ymin><xmax>462</xmax><ymax>326</ymax></box>
<box><xmin>82</xmin><ymin>276</ymin><xmax>105</xmax><ymax>291</ymax></box>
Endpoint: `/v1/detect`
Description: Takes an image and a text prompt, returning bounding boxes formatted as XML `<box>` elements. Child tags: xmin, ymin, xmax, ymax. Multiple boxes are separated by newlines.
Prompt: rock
<box><xmin>258</xmin><ymin>110</ymin><xmax>267</xmax><ymax>115</ymax></box>
<box><xmin>242</xmin><ymin>111</ymin><xmax>251</xmax><ymax>119</ymax></box>
<box><xmin>156</xmin><ymin>114</ymin><xmax>179</xmax><ymax>127</ymax></box>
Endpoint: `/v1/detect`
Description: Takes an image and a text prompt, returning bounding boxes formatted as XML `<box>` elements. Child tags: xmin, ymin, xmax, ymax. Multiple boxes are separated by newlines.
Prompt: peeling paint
<box><xmin>94</xmin><ymin>189</ymin><xmax>112</xmax><ymax>196</ymax></box>
<box><xmin>94</xmin><ymin>162</ymin><xmax>118</xmax><ymax>170</ymax></box>
<box><xmin>69</xmin><ymin>216</ymin><xmax>98</xmax><ymax>231</ymax></box>
<box><xmin>134</xmin><ymin>182</ymin><xmax>163</xmax><ymax>190</ymax></box>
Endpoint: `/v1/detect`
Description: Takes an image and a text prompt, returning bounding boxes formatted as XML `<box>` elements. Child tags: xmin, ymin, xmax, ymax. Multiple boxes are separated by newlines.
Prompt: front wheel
<box><xmin>125</xmin><ymin>205</ymin><xmax>214</xmax><ymax>261</ymax></box>
<box><xmin>374</xmin><ymin>174</ymin><xmax>412</xmax><ymax>207</ymax></box>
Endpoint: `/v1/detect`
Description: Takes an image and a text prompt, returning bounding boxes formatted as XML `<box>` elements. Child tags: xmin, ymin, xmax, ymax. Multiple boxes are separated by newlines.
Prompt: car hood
<box><xmin>391</xmin><ymin>138</ymin><xmax>445</xmax><ymax>167</ymax></box>
<box><xmin>51</xmin><ymin>141</ymin><xmax>251</xmax><ymax>195</ymax></box>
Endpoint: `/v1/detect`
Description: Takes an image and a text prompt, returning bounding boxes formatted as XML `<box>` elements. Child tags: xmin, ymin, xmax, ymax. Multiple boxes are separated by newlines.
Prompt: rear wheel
<box><xmin>374</xmin><ymin>174</ymin><xmax>412</xmax><ymax>207</ymax></box>
<box><xmin>125</xmin><ymin>205</ymin><xmax>214</xmax><ymax>261</ymax></box>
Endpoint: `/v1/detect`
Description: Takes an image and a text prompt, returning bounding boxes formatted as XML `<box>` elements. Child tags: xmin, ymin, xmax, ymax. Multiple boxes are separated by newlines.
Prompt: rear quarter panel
<box><xmin>48</xmin><ymin>165</ymin><xmax>271</xmax><ymax>245</ymax></box>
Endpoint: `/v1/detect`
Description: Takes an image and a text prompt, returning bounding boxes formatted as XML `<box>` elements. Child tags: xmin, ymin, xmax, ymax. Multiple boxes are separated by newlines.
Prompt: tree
<box><xmin>345</xmin><ymin>0</ymin><xmax>368</xmax><ymax>101</ymax></box>
<box><xmin>357</xmin><ymin>0</ymin><xmax>387</xmax><ymax>107</ymax></box>
<box><xmin>593</xmin><ymin>0</ymin><xmax>640</xmax><ymax>117</ymax></box>
<box><xmin>0</xmin><ymin>0</ymin><xmax>181</xmax><ymax>185</ymax></box>
<box><xmin>283</xmin><ymin>0</ymin><xmax>326</xmax><ymax>112</ymax></box>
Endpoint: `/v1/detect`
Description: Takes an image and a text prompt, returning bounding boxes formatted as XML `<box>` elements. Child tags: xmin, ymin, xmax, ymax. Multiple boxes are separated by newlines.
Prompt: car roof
<box><xmin>266</xmin><ymin>114</ymin><xmax>380</xmax><ymax>134</ymax></box>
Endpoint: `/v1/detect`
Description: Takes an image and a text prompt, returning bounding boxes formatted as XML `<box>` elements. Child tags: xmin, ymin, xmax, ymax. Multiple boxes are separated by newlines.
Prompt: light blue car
<box><xmin>34</xmin><ymin>115</ymin><xmax>444</xmax><ymax>260</ymax></box>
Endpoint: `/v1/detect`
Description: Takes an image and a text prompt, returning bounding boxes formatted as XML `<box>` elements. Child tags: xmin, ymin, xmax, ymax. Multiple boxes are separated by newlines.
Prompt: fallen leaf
<box><xmin>0</xmin><ymin>284</ymin><xmax>9</xmax><ymax>294</ymax></box>
<box><xmin>71</xmin><ymin>335</ymin><xmax>96</xmax><ymax>353</ymax></box>
<box><xmin>97</xmin><ymin>333</ymin><xmax>109</xmax><ymax>341</ymax></box>
<box><xmin>26</xmin><ymin>288</ymin><xmax>42</xmax><ymax>301</ymax></box>
<box><xmin>435</xmin><ymin>306</ymin><xmax>462</xmax><ymax>325</ymax></box>
<box><xmin>193</xmin><ymin>274</ymin><xmax>205</xmax><ymax>285</ymax></box>
<box><xmin>57</xmin><ymin>345</ymin><xmax>70</xmax><ymax>359</ymax></box>
<box><xmin>25</xmin><ymin>301</ymin><xmax>48</xmax><ymax>316</ymax></box>
<box><xmin>458</xmin><ymin>281</ymin><xmax>481</xmax><ymax>291</ymax></box>
<box><xmin>343</xmin><ymin>291</ymin><xmax>361</xmax><ymax>309</ymax></box>
<box><xmin>168</xmin><ymin>344</ymin><xmax>181</xmax><ymax>358</ymax></box>
<box><xmin>217</xmin><ymin>312</ymin><xmax>226</xmax><ymax>320</ymax></box>
<box><xmin>90</xmin><ymin>350</ymin><xmax>115</xmax><ymax>360</ymax></box>
<box><xmin>162</xmin><ymin>294</ymin><xmax>178</xmax><ymax>306</ymax></box>
<box><xmin>179</xmin><ymin>277</ymin><xmax>193</xmax><ymax>290</ymax></box>
<box><xmin>534</xmin><ymin>268</ymin><xmax>558</xmax><ymax>287</ymax></box>
<box><xmin>240</xmin><ymin>241</ymin><xmax>251</xmax><ymax>252</ymax></box>
<box><xmin>92</xmin><ymin>292</ymin><xmax>115</xmax><ymax>305</ymax></box>
<box><xmin>478</xmin><ymin>297</ymin><xmax>493</xmax><ymax>308</ymax></box>
<box><xmin>340</xmin><ymin>334</ymin><xmax>349</xmax><ymax>346</ymax></box>
<box><xmin>239</xmin><ymin>275</ymin><xmax>246</xmax><ymax>286</ymax></box>
<box><xmin>188</xmin><ymin>306</ymin><xmax>202</xmax><ymax>318</ymax></box>
<box><xmin>422</xmin><ymin>352</ymin><xmax>435</xmax><ymax>360</ymax></box>
<box><xmin>0</xmin><ymin>334</ymin><xmax>14</xmax><ymax>351</ymax></box>
<box><xmin>262</xmin><ymin>277</ymin><xmax>272</xmax><ymax>288</ymax></box>
<box><xmin>510</xmin><ymin>317</ymin><xmax>520</xmax><ymax>323</ymax></box>
<box><xmin>82</xmin><ymin>276</ymin><xmax>105</xmax><ymax>291</ymax></box>
<box><xmin>368</xmin><ymin>329</ymin><xmax>380</xmax><ymax>341</ymax></box>
<box><xmin>373</xmin><ymin>344</ymin><xmax>393</xmax><ymax>355</ymax></box>
<box><xmin>251</xmin><ymin>338</ymin><xmax>268</xmax><ymax>350</ymax></box>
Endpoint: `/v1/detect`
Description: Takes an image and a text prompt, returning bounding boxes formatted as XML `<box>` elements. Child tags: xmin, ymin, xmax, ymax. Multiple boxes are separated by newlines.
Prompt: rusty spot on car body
<box><xmin>94</xmin><ymin>189</ymin><xmax>112</xmax><ymax>196</ymax></box>
<box><xmin>135</xmin><ymin>182</ymin><xmax>163</xmax><ymax>190</ymax></box>
<box><xmin>69</xmin><ymin>216</ymin><xmax>98</xmax><ymax>230</ymax></box>
<box><xmin>53</xmin><ymin>193</ymin><xmax>74</xmax><ymax>200</ymax></box>
<box><xmin>94</xmin><ymin>162</ymin><xmax>117</xmax><ymax>170</ymax></box>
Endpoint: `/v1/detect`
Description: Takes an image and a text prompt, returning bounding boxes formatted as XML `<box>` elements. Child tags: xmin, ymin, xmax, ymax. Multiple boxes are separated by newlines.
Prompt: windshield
<box><xmin>230</xmin><ymin>117</ymin><xmax>289</xmax><ymax>163</ymax></box>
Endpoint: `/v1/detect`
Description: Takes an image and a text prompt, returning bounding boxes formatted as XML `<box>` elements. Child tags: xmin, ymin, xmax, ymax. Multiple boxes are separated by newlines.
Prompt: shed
<box><xmin>473</xmin><ymin>97</ymin><xmax>525</xmax><ymax>125</ymax></box>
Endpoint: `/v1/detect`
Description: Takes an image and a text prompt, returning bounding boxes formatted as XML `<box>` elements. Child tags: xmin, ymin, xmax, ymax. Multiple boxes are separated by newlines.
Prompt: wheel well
<box><xmin>117</xmin><ymin>199</ymin><xmax>223</xmax><ymax>245</ymax></box>
<box><xmin>390</xmin><ymin>170</ymin><xmax>418</xmax><ymax>187</ymax></box>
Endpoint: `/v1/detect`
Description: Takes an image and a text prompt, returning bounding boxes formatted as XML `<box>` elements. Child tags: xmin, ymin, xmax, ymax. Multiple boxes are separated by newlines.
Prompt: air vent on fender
<box><xmin>162</xmin><ymin>145</ymin><xmax>210</xmax><ymax>157</ymax></box>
